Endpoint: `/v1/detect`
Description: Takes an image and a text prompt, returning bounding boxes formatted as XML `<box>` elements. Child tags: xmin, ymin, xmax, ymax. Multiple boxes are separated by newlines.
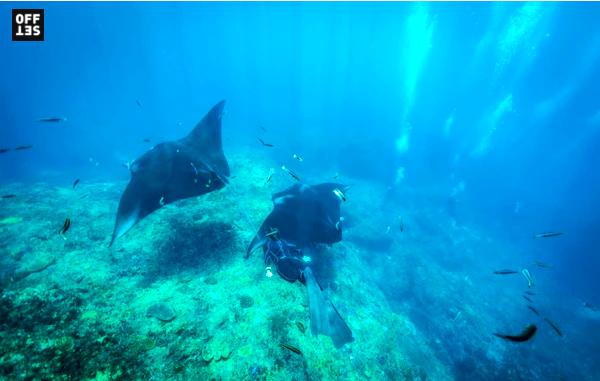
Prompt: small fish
<box><xmin>264</xmin><ymin>168</ymin><xmax>275</xmax><ymax>186</ymax></box>
<box><xmin>521</xmin><ymin>268</ymin><xmax>534</xmax><ymax>288</ymax></box>
<box><xmin>523</xmin><ymin>295</ymin><xmax>534</xmax><ymax>303</ymax></box>
<box><xmin>0</xmin><ymin>148</ymin><xmax>10</xmax><ymax>154</ymax></box>
<box><xmin>296</xmin><ymin>321</ymin><xmax>306</xmax><ymax>334</ymax></box>
<box><xmin>453</xmin><ymin>311</ymin><xmax>462</xmax><ymax>321</ymax></box>
<box><xmin>14</xmin><ymin>145</ymin><xmax>33</xmax><ymax>150</ymax></box>
<box><xmin>59</xmin><ymin>218</ymin><xmax>71</xmax><ymax>235</ymax></box>
<box><xmin>293</xmin><ymin>153</ymin><xmax>303</xmax><ymax>162</ymax></box>
<box><xmin>38</xmin><ymin>117</ymin><xmax>66</xmax><ymax>123</ymax></box>
<box><xmin>279</xmin><ymin>343</ymin><xmax>302</xmax><ymax>355</ymax></box>
<box><xmin>332</xmin><ymin>172</ymin><xmax>340</xmax><ymax>179</ymax></box>
<box><xmin>265</xmin><ymin>228</ymin><xmax>279</xmax><ymax>238</ymax></box>
<box><xmin>281</xmin><ymin>165</ymin><xmax>300</xmax><ymax>181</ymax></box>
<box><xmin>142</xmin><ymin>138</ymin><xmax>151</xmax><ymax>143</ymax></box>
<box><xmin>190</xmin><ymin>162</ymin><xmax>199</xmax><ymax>177</ymax></box>
<box><xmin>257</xmin><ymin>137</ymin><xmax>274</xmax><ymax>147</ymax></box>
<box><xmin>333</xmin><ymin>188</ymin><xmax>346</xmax><ymax>202</ymax></box>
<box><xmin>1</xmin><ymin>194</ymin><xmax>16</xmax><ymax>199</ymax></box>
<box><xmin>493</xmin><ymin>269</ymin><xmax>519</xmax><ymax>275</ymax></box>
<box><xmin>583</xmin><ymin>302</ymin><xmax>599</xmax><ymax>312</ymax></box>
<box><xmin>527</xmin><ymin>305</ymin><xmax>540</xmax><ymax>316</ymax></box>
<box><xmin>494</xmin><ymin>324</ymin><xmax>537</xmax><ymax>342</ymax></box>
<box><xmin>524</xmin><ymin>291</ymin><xmax>536</xmax><ymax>296</ymax></box>
<box><xmin>72</xmin><ymin>179</ymin><xmax>80</xmax><ymax>189</ymax></box>
<box><xmin>534</xmin><ymin>260</ymin><xmax>553</xmax><ymax>269</ymax></box>
<box><xmin>544</xmin><ymin>318</ymin><xmax>563</xmax><ymax>337</ymax></box>
<box><xmin>136</xmin><ymin>99</ymin><xmax>142</xmax><ymax>107</ymax></box>
<box><xmin>399</xmin><ymin>216</ymin><xmax>404</xmax><ymax>232</ymax></box>
<box><xmin>534</xmin><ymin>231</ymin><xmax>563</xmax><ymax>239</ymax></box>
<box><xmin>385</xmin><ymin>226</ymin><xmax>391</xmax><ymax>234</ymax></box>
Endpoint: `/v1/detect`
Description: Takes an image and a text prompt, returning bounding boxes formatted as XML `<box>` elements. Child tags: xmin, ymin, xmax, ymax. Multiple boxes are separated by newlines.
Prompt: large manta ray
<box><xmin>109</xmin><ymin>100</ymin><xmax>229</xmax><ymax>246</ymax></box>
<box><xmin>247</xmin><ymin>183</ymin><xmax>354</xmax><ymax>348</ymax></box>
<box><xmin>246</xmin><ymin>183</ymin><xmax>346</xmax><ymax>257</ymax></box>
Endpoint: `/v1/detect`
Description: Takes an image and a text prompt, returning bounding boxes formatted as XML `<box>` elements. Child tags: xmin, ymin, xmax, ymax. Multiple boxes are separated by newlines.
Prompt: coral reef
<box><xmin>0</xmin><ymin>150</ymin><xmax>593</xmax><ymax>380</ymax></box>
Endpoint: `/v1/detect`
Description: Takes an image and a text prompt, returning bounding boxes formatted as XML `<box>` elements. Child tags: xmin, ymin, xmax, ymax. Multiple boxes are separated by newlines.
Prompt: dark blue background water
<box><xmin>2</xmin><ymin>2</ymin><xmax>600</xmax><ymax>378</ymax></box>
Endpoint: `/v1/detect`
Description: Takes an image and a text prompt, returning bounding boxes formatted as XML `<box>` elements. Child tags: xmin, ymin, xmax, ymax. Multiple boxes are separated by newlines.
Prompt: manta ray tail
<box><xmin>303</xmin><ymin>267</ymin><xmax>354</xmax><ymax>348</ymax></box>
<box><xmin>183</xmin><ymin>100</ymin><xmax>230</xmax><ymax>178</ymax></box>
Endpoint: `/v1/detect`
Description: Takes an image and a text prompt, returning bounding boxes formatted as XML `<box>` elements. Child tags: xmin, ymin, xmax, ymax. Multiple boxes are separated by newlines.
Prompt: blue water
<box><xmin>2</xmin><ymin>2</ymin><xmax>600</xmax><ymax>379</ymax></box>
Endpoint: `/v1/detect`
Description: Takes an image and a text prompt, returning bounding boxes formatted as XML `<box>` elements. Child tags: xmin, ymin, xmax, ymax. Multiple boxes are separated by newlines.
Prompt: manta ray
<box><xmin>247</xmin><ymin>182</ymin><xmax>354</xmax><ymax>348</ymax></box>
<box><xmin>246</xmin><ymin>183</ymin><xmax>347</xmax><ymax>256</ymax></box>
<box><xmin>109</xmin><ymin>100</ymin><xmax>230</xmax><ymax>246</ymax></box>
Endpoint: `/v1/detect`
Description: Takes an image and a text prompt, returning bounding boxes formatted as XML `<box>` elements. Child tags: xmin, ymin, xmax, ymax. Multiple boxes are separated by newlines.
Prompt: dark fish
<box><xmin>524</xmin><ymin>291</ymin><xmax>536</xmax><ymax>296</ymax></box>
<box><xmin>332</xmin><ymin>172</ymin><xmax>340</xmax><ymax>179</ymax></box>
<box><xmin>534</xmin><ymin>231</ymin><xmax>563</xmax><ymax>239</ymax></box>
<box><xmin>142</xmin><ymin>138</ymin><xmax>151</xmax><ymax>143</ymax></box>
<box><xmin>14</xmin><ymin>145</ymin><xmax>33</xmax><ymax>150</ymax></box>
<box><xmin>527</xmin><ymin>305</ymin><xmax>540</xmax><ymax>316</ymax></box>
<box><xmin>583</xmin><ymin>302</ymin><xmax>599</xmax><ymax>312</ymax></box>
<box><xmin>59</xmin><ymin>218</ymin><xmax>71</xmax><ymax>235</ymax></box>
<box><xmin>279</xmin><ymin>343</ymin><xmax>302</xmax><ymax>355</ymax></box>
<box><xmin>72</xmin><ymin>179</ymin><xmax>80</xmax><ymax>189</ymax></box>
<box><xmin>259</xmin><ymin>125</ymin><xmax>267</xmax><ymax>132</ymax></box>
<box><xmin>281</xmin><ymin>165</ymin><xmax>300</xmax><ymax>181</ymax></box>
<box><xmin>136</xmin><ymin>99</ymin><xmax>142</xmax><ymax>107</ymax></box>
<box><xmin>0</xmin><ymin>148</ymin><xmax>10</xmax><ymax>154</ymax></box>
<box><xmin>399</xmin><ymin>217</ymin><xmax>404</xmax><ymax>232</ymax></box>
<box><xmin>293</xmin><ymin>153</ymin><xmax>303</xmax><ymax>162</ymax></box>
<box><xmin>296</xmin><ymin>321</ymin><xmax>306</xmax><ymax>333</ymax></box>
<box><xmin>544</xmin><ymin>318</ymin><xmax>563</xmax><ymax>337</ymax></box>
<box><xmin>493</xmin><ymin>269</ymin><xmax>519</xmax><ymax>275</ymax></box>
<box><xmin>523</xmin><ymin>295</ymin><xmax>534</xmax><ymax>303</ymax></box>
<box><xmin>534</xmin><ymin>260</ymin><xmax>553</xmax><ymax>269</ymax></box>
<box><xmin>257</xmin><ymin>137</ymin><xmax>274</xmax><ymax>147</ymax></box>
<box><xmin>1</xmin><ymin>194</ymin><xmax>16</xmax><ymax>199</ymax></box>
<box><xmin>494</xmin><ymin>324</ymin><xmax>537</xmax><ymax>342</ymax></box>
<box><xmin>38</xmin><ymin>117</ymin><xmax>66</xmax><ymax>123</ymax></box>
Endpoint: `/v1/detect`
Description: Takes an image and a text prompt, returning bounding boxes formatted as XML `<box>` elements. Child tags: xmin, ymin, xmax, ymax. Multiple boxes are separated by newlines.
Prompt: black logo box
<box><xmin>12</xmin><ymin>9</ymin><xmax>44</xmax><ymax>41</ymax></box>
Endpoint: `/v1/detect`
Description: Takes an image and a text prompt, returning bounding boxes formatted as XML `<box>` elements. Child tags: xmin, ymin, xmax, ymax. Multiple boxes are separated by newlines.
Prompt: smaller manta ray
<box><xmin>246</xmin><ymin>183</ymin><xmax>348</xmax><ymax>257</ymax></box>
<box><xmin>247</xmin><ymin>183</ymin><xmax>353</xmax><ymax>348</ymax></box>
<box><xmin>110</xmin><ymin>100</ymin><xmax>230</xmax><ymax>246</ymax></box>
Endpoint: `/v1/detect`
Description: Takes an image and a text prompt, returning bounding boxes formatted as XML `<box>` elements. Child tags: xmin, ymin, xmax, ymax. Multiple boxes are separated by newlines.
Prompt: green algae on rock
<box><xmin>0</xmin><ymin>216</ymin><xmax>23</xmax><ymax>225</ymax></box>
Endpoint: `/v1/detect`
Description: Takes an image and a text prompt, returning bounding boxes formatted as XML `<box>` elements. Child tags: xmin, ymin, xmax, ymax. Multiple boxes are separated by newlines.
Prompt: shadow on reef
<box><xmin>139</xmin><ymin>220</ymin><xmax>238</xmax><ymax>286</ymax></box>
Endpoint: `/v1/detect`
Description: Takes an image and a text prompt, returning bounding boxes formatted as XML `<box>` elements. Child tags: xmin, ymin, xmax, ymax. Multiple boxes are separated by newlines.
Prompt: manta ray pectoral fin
<box><xmin>109</xmin><ymin>205</ymin><xmax>140</xmax><ymax>247</ymax></box>
<box><xmin>109</xmin><ymin>180</ymin><xmax>144</xmax><ymax>246</ymax></box>
<box><xmin>245</xmin><ymin>234</ymin><xmax>268</xmax><ymax>259</ymax></box>
<box><xmin>304</xmin><ymin>267</ymin><xmax>354</xmax><ymax>348</ymax></box>
<box><xmin>183</xmin><ymin>100</ymin><xmax>230</xmax><ymax>178</ymax></box>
